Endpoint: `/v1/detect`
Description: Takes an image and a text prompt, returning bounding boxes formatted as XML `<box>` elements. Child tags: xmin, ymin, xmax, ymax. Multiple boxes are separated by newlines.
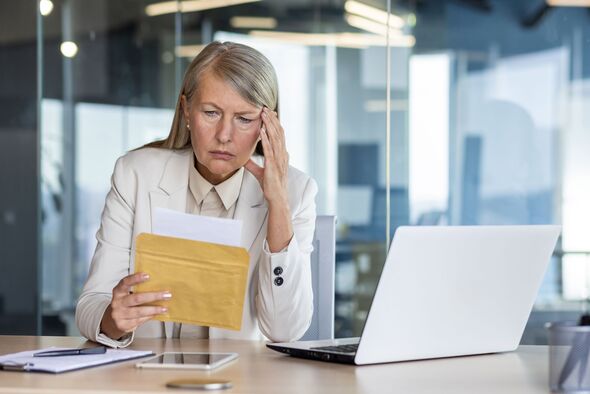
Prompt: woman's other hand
<box><xmin>244</xmin><ymin>107</ymin><xmax>289</xmax><ymax>205</ymax></box>
<box><xmin>244</xmin><ymin>107</ymin><xmax>293</xmax><ymax>253</ymax></box>
<box><xmin>100</xmin><ymin>272</ymin><xmax>171</xmax><ymax>340</ymax></box>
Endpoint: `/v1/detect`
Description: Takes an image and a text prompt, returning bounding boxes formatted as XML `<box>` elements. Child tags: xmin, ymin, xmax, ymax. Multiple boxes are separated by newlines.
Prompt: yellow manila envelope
<box><xmin>133</xmin><ymin>232</ymin><xmax>249</xmax><ymax>331</ymax></box>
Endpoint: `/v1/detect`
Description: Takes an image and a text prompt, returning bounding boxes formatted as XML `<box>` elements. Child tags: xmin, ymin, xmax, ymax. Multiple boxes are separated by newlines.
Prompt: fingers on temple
<box><xmin>260</xmin><ymin>125</ymin><xmax>274</xmax><ymax>159</ymax></box>
<box><xmin>264</xmin><ymin>109</ymin><xmax>287</xmax><ymax>158</ymax></box>
<box><xmin>264</xmin><ymin>109</ymin><xmax>282</xmax><ymax>139</ymax></box>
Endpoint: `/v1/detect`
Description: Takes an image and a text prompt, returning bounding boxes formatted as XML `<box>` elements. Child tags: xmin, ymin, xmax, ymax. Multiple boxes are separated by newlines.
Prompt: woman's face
<box><xmin>182</xmin><ymin>71</ymin><xmax>262</xmax><ymax>185</ymax></box>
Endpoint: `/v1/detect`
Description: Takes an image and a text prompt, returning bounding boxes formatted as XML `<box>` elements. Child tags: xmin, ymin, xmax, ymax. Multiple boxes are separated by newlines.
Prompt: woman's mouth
<box><xmin>209</xmin><ymin>150</ymin><xmax>235</xmax><ymax>160</ymax></box>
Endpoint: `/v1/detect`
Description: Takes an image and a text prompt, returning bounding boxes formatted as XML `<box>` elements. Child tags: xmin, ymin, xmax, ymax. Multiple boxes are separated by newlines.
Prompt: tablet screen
<box><xmin>146</xmin><ymin>353</ymin><xmax>231</xmax><ymax>365</ymax></box>
<box><xmin>136</xmin><ymin>352</ymin><xmax>238</xmax><ymax>370</ymax></box>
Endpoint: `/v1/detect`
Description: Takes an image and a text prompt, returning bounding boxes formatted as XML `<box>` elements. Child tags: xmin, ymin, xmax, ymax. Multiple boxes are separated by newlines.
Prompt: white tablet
<box><xmin>135</xmin><ymin>352</ymin><xmax>238</xmax><ymax>370</ymax></box>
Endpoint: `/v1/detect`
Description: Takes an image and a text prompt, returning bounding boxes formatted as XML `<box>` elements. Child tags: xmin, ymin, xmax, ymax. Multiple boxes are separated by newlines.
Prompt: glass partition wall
<box><xmin>37</xmin><ymin>0</ymin><xmax>590</xmax><ymax>343</ymax></box>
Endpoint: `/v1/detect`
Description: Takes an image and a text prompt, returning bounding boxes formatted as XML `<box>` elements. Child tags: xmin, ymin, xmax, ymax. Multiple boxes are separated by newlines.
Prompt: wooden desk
<box><xmin>0</xmin><ymin>336</ymin><xmax>549</xmax><ymax>393</ymax></box>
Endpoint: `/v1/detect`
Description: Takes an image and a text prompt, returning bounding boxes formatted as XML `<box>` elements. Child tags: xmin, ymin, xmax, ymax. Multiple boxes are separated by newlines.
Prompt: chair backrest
<box><xmin>301</xmin><ymin>215</ymin><xmax>336</xmax><ymax>341</ymax></box>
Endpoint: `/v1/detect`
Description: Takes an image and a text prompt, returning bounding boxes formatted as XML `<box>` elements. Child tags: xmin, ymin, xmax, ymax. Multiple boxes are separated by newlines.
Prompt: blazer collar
<box><xmin>158</xmin><ymin>148</ymin><xmax>193</xmax><ymax>195</ymax></box>
<box><xmin>149</xmin><ymin>149</ymin><xmax>192</xmax><ymax>232</ymax></box>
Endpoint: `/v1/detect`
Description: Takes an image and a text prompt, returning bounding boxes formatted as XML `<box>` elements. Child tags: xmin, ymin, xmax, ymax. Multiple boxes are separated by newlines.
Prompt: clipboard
<box><xmin>0</xmin><ymin>347</ymin><xmax>153</xmax><ymax>374</ymax></box>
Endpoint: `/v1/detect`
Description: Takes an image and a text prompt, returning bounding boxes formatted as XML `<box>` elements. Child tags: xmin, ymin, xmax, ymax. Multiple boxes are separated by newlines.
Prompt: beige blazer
<box><xmin>75</xmin><ymin>147</ymin><xmax>317</xmax><ymax>347</ymax></box>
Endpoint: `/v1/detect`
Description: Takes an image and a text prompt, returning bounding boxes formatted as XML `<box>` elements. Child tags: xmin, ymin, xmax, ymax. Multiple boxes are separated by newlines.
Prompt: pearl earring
<box><xmin>186</xmin><ymin>123</ymin><xmax>190</xmax><ymax>130</ymax></box>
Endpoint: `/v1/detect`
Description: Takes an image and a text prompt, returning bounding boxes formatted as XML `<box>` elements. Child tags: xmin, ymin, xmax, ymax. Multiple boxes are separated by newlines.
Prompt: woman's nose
<box><xmin>216</xmin><ymin>118</ymin><xmax>232</xmax><ymax>143</ymax></box>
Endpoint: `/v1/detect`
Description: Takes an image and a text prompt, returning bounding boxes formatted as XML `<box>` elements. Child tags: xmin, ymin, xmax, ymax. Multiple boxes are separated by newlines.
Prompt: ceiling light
<box><xmin>161</xmin><ymin>51</ymin><xmax>175</xmax><ymax>64</ymax></box>
<box><xmin>146</xmin><ymin>0</ymin><xmax>260</xmax><ymax>17</ymax></box>
<box><xmin>39</xmin><ymin>0</ymin><xmax>54</xmax><ymax>16</ymax></box>
<box><xmin>230</xmin><ymin>16</ymin><xmax>278</xmax><ymax>29</ymax></box>
<box><xmin>346</xmin><ymin>14</ymin><xmax>405</xmax><ymax>37</ymax></box>
<box><xmin>249</xmin><ymin>31</ymin><xmax>367</xmax><ymax>48</ymax></box>
<box><xmin>546</xmin><ymin>0</ymin><xmax>590</xmax><ymax>6</ymax></box>
<box><xmin>60</xmin><ymin>41</ymin><xmax>78</xmax><ymax>58</ymax></box>
<box><xmin>246</xmin><ymin>31</ymin><xmax>414</xmax><ymax>49</ymax></box>
<box><xmin>344</xmin><ymin>0</ymin><xmax>405</xmax><ymax>29</ymax></box>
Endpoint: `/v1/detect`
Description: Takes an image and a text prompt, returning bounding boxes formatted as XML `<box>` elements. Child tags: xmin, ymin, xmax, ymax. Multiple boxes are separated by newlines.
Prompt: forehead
<box><xmin>195</xmin><ymin>71</ymin><xmax>258</xmax><ymax>112</ymax></box>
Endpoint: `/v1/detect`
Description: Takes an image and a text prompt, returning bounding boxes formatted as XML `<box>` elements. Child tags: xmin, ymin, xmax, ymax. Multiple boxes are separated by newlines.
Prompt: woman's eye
<box><xmin>237</xmin><ymin>116</ymin><xmax>252</xmax><ymax>124</ymax></box>
<box><xmin>204</xmin><ymin>111</ymin><xmax>218</xmax><ymax>117</ymax></box>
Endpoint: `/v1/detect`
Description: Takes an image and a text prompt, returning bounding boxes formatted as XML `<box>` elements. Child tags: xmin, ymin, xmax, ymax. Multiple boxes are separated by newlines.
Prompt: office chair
<box><xmin>301</xmin><ymin>215</ymin><xmax>336</xmax><ymax>341</ymax></box>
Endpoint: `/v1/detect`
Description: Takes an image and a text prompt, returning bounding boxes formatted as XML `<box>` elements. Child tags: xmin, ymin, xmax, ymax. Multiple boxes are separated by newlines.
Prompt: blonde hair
<box><xmin>144</xmin><ymin>41</ymin><xmax>279</xmax><ymax>154</ymax></box>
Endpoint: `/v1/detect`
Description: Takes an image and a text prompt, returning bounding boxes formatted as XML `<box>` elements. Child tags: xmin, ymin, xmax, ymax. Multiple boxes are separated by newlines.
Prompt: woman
<box><xmin>75</xmin><ymin>41</ymin><xmax>317</xmax><ymax>348</ymax></box>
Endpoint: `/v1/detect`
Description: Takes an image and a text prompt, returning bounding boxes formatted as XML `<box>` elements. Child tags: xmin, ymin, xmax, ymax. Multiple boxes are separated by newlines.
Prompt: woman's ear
<box><xmin>181</xmin><ymin>95</ymin><xmax>190</xmax><ymax>120</ymax></box>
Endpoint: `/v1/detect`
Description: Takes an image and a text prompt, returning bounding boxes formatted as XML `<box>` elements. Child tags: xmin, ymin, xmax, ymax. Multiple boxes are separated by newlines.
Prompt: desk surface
<box><xmin>0</xmin><ymin>336</ymin><xmax>549</xmax><ymax>394</ymax></box>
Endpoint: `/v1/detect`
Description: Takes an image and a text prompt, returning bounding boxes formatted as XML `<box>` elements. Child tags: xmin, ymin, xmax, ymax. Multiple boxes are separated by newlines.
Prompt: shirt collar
<box><xmin>189</xmin><ymin>155</ymin><xmax>244</xmax><ymax>210</ymax></box>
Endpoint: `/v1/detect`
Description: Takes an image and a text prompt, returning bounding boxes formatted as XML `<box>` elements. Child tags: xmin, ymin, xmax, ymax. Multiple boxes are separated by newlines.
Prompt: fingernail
<box><xmin>162</xmin><ymin>292</ymin><xmax>172</xmax><ymax>299</ymax></box>
<box><xmin>141</xmin><ymin>273</ymin><xmax>150</xmax><ymax>280</ymax></box>
<box><xmin>161</xmin><ymin>307</ymin><xmax>168</xmax><ymax>313</ymax></box>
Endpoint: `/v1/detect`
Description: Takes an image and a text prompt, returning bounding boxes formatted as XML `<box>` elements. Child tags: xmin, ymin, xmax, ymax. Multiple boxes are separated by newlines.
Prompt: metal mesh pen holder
<box><xmin>547</xmin><ymin>322</ymin><xmax>590</xmax><ymax>393</ymax></box>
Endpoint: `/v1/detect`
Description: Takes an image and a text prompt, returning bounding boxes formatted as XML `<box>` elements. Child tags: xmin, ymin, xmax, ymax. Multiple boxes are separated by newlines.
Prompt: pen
<box><xmin>33</xmin><ymin>347</ymin><xmax>107</xmax><ymax>357</ymax></box>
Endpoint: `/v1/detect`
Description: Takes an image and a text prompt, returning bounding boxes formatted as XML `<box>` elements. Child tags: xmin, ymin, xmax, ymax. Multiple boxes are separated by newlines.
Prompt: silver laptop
<box><xmin>267</xmin><ymin>225</ymin><xmax>561</xmax><ymax>365</ymax></box>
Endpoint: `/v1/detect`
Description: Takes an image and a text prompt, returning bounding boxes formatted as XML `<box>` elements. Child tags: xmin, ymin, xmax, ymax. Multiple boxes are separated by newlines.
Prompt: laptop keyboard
<box><xmin>310</xmin><ymin>343</ymin><xmax>359</xmax><ymax>354</ymax></box>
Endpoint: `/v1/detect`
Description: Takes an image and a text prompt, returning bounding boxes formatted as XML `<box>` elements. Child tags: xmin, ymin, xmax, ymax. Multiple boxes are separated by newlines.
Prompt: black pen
<box><xmin>33</xmin><ymin>347</ymin><xmax>107</xmax><ymax>357</ymax></box>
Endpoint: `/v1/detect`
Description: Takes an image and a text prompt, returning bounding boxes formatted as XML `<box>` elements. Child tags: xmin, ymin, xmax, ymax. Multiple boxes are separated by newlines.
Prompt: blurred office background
<box><xmin>1</xmin><ymin>0</ymin><xmax>589</xmax><ymax>343</ymax></box>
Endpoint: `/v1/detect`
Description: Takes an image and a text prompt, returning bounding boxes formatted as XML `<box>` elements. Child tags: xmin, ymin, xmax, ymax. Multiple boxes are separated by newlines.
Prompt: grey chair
<box><xmin>301</xmin><ymin>215</ymin><xmax>336</xmax><ymax>341</ymax></box>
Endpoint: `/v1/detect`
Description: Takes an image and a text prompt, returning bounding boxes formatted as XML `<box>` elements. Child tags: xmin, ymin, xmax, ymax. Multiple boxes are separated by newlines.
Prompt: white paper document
<box><xmin>0</xmin><ymin>347</ymin><xmax>153</xmax><ymax>373</ymax></box>
<box><xmin>153</xmin><ymin>207</ymin><xmax>242</xmax><ymax>247</ymax></box>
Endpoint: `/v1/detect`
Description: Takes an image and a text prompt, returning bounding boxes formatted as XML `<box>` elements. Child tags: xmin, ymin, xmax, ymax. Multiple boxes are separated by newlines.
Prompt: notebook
<box><xmin>0</xmin><ymin>347</ymin><xmax>153</xmax><ymax>373</ymax></box>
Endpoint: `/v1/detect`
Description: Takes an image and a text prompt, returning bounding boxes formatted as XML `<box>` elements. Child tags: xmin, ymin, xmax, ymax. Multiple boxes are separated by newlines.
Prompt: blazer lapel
<box><xmin>235</xmin><ymin>169</ymin><xmax>268</xmax><ymax>250</ymax></box>
<box><xmin>149</xmin><ymin>149</ymin><xmax>192</xmax><ymax>231</ymax></box>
